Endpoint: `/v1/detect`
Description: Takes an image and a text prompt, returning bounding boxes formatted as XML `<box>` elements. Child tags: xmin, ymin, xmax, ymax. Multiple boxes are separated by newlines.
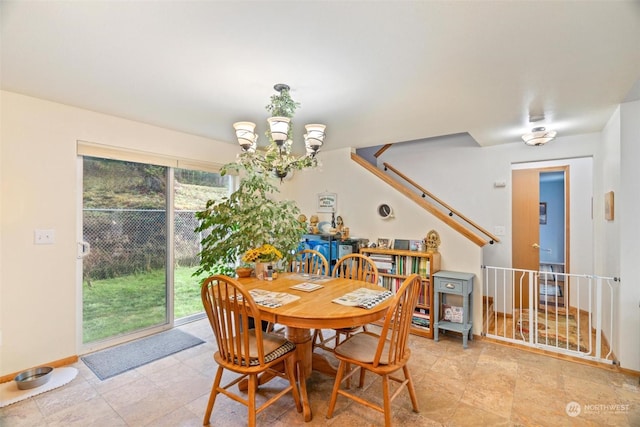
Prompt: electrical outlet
<box><xmin>34</xmin><ymin>229</ymin><xmax>55</xmax><ymax>245</ymax></box>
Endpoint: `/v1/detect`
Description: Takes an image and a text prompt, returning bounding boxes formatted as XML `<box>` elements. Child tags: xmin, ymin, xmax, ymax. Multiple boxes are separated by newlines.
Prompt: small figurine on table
<box><xmin>309</xmin><ymin>215</ymin><xmax>320</xmax><ymax>234</ymax></box>
<box><xmin>335</xmin><ymin>215</ymin><xmax>345</xmax><ymax>233</ymax></box>
<box><xmin>425</xmin><ymin>229</ymin><xmax>441</xmax><ymax>253</ymax></box>
<box><xmin>298</xmin><ymin>214</ymin><xmax>307</xmax><ymax>230</ymax></box>
<box><xmin>341</xmin><ymin>227</ymin><xmax>350</xmax><ymax>240</ymax></box>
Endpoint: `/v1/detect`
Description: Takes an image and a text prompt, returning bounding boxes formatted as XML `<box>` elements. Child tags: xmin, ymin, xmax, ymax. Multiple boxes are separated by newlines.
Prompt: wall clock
<box><xmin>377</xmin><ymin>203</ymin><xmax>393</xmax><ymax>219</ymax></box>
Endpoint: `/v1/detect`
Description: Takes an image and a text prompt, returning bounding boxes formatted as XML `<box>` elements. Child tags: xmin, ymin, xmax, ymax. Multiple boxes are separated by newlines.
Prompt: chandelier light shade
<box><xmin>266</xmin><ymin>117</ymin><xmax>291</xmax><ymax>144</ymax></box>
<box><xmin>304</xmin><ymin>124</ymin><xmax>326</xmax><ymax>153</ymax></box>
<box><xmin>232</xmin><ymin>84</ymin><xmax>326</xmax><ymax>179</ymax></box>
<box><xmin>233</xmin><ymin>121</ymin><xmax>258</xmax><ymax>152</ymax></box>
<box><xmin>522</xmin><ymin>126</ymin><xmax>557</xmax><ymax>146</ymax></box>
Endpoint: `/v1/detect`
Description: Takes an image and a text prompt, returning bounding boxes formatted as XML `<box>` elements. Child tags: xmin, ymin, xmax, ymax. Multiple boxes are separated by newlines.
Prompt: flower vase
<box><xmin>255</xmin><ymin>262</ymin><xmax>273</xmax><ymax>280</ymax></box>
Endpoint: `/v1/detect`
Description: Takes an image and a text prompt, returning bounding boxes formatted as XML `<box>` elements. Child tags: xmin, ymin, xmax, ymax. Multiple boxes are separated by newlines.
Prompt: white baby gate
<box><xmin>481</xmin><ymin>266</ymin><xmax>619</xmax><ymax>365</ymax></box>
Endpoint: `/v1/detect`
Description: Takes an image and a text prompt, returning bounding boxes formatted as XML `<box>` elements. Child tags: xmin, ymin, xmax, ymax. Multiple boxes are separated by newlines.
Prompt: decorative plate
<box><xmin>318</xmin><ymin>221</ymin><xmax>331</xmax><ymax>234</ymax></box>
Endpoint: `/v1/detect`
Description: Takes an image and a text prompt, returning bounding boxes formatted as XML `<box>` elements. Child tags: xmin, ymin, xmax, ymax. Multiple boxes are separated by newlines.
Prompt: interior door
<box><xmin>512</xmin><ymin>166</ymin><xmax>570</xmax><ymax>310</ymax></box>
<box><xmin>512</xmin><ymin>169</ymin><xmax>540</xmax><ymax>309</ymax></box>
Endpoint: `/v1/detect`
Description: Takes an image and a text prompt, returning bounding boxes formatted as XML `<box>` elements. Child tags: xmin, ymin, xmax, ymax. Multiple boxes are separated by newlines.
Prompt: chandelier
<box><xmin>232</xmin><ymin>84</ymin><xmax>326</xmax><ymax>179</ymax></box>
<box><xmin>522</xmin><ymin>126</ymin><xmax>557</xmax><ymax>146</ymax></box>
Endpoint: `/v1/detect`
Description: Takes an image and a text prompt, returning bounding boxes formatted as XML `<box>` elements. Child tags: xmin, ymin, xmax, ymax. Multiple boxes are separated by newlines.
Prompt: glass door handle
<box><xmin>77</xmin><ymin>241</ymin><xmax>91</xmax><ymax>259</ymax></box>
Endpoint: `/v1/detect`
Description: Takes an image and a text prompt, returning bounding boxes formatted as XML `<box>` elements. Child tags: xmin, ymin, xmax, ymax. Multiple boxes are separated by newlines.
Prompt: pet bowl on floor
<box><xmin>14</xmin><ymin>366</ymin><xmax>53</xmax><ymax>390</ymax></box>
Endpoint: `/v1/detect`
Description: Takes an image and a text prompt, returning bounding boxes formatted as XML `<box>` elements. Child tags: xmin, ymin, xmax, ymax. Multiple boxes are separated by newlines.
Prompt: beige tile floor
<box><xmin>2</xmin><ymin>318</ymin><xmax>639</xmax><ymax>426</ymax></box>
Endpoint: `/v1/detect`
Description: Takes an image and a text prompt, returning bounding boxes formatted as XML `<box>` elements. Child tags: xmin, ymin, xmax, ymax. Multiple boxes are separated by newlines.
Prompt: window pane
<box><xmin>82</xmin><ymin>157</ymin><xmax>168</xmax><ymax>343</ymax></box>
<box><xmin>174</xmin><ymin>168</ymin><xmax>231</xmax><ymax>320</ymax></box>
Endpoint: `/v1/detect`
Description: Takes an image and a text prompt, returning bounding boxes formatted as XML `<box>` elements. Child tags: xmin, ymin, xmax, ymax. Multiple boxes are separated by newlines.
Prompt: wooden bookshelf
<box><xmin>360</xmin><ymin>247</ymin><xmax>441</xmax><ymax>338</ymax></box>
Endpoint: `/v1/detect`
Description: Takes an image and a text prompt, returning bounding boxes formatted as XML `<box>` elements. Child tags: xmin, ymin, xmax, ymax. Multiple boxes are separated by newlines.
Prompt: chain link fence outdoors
<box><xmin>83</xmin><ymin>208</ymin><xmax>204</xmax><ymax>284</ymax></box>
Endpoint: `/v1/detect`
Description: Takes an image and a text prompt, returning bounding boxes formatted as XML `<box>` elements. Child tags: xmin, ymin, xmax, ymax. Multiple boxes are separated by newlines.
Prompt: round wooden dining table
<box><xmin>238</xmin><ymin>272</ymin><xmax>393</xmax><ymax>421</ymax></box>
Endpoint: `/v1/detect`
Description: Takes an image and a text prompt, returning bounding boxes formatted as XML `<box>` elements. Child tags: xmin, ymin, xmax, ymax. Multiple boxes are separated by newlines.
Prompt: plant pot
<box><xmin>236</xmin><ymin>267</ymin><xmax>253</xmax><ymax>278</ymax></box>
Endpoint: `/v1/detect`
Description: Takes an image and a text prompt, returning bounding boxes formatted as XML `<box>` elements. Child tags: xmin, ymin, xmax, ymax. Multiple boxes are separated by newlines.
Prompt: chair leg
<box><xmin>382</xmin><ymin>374</ymin><xmax>392</xmax><ymax>427</ymax></box>
<box><xmin>403</xmin><ymin>365</ymin><xmax>419</xmax><ymax>412</ymax></box>
<box><xmin>334</xmin><ymin>331</ymin><xmax>342</xmax><ymax>348</ymax></box>
<box><xmin>248</xmin><ymin>374</ymin><xmax>257</xmax><ymax>427</ymax></box>
<box><xmin>326</xmin><ymin>360</ymin><xmax>346</xmax><ymax>419</ymax></box>
<box><xmin>358</xmin><ymin>365</ymin><xmax>367</xmax><ymax>387</ymax></box>
<box><xmin>203</xmin><ymin>366</ymin><xmax>224</xmax><ymax>425</ymax></box>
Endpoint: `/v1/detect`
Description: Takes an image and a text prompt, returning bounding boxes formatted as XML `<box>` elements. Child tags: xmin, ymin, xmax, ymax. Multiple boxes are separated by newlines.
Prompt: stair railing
<box><xmin>382</xmin><ymin>162</ymin><xmax>500</xmax><ymax>245</ymax></box>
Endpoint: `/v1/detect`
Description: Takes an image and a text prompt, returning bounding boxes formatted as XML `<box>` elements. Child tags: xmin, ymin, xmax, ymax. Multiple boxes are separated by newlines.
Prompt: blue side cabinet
<box><xmin>433</xmin><ymin>271</ymin><xmax>474</xmax><ymax>348</ymax></box>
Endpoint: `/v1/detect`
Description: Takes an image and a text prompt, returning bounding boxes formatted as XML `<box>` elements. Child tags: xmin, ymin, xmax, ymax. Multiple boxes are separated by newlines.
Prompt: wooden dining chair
<box><xmin>261</xmin><ymin>249</ymin><xmax>331</xmax><ymax>335</ymax></box>
<box><xmin>312</xmin><ymin>253</ymin><xmax>379</xmax><ymax>351</ymax></box>
<box><xmin>201</xmin><ymin>275</ymin><xmax>302</xmax><ymax>427</ymax></box>
<box><xmin>326</xmin><ymin>274</ymin><xmax>422</xmax><ymax>426</ymax></box>
<box><xmin>288</xmin><ymin>248</ymin><xmax>329</xmax><ymax>276</ymax></box>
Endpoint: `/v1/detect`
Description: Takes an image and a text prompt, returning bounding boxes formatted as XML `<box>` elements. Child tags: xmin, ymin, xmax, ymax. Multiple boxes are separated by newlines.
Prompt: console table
<box><xmin>433</xmin><ymin>271</ymin><xmax>474</xmax><ymax>348</ymax></box>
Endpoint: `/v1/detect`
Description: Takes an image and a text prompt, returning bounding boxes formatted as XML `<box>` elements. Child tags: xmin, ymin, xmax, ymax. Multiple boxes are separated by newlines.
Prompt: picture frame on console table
<box><xmin>377</xmin><ymin>238</ymin><xmax>390</xmax><ymax>249</ymax></box>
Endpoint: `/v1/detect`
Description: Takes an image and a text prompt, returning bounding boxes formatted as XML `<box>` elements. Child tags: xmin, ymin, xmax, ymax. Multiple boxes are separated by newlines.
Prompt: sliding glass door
<box><xmin>80</xmin><ymin>157</ymin><xmax>230</xmax><ymax>346</ymax></box>
<box><xmin>82</xmin><ymin>158</ymin><xmax>169</xmax><ymax>344</ymax></box>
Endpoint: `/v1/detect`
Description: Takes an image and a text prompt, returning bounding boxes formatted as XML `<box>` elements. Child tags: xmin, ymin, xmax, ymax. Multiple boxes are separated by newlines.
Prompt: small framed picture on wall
<box><xmin>317</xmin><ymin>192</ymin><xmax>337</xmax><ymax>213</ymax></box>
<box><xmin>605</xmin><ymin>191</ymin><xmax>614</xmax><ymax>221</ymax></box>
<box><xmin>539</xmin><ymin>202</ymin><xmax>547</xmax><ymax>225</ymax></box>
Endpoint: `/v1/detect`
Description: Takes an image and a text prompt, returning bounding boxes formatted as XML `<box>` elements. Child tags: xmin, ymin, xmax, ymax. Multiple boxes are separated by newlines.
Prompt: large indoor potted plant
<box><xmin>193</xmin><ymin>167</ymin><xmax>306</xmax><ymax>278</ymax></box>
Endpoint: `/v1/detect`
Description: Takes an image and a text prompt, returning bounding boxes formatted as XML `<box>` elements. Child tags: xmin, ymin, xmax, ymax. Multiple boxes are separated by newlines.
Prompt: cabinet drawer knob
<box><xmin>445</xmin><ymin>283</ymin><xmax>455</xmax><ymax>289</ymax></box>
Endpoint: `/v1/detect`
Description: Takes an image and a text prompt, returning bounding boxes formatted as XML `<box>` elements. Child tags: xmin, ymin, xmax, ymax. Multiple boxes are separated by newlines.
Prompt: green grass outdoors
<box><xmin>83</xmin><ymin>266</ymin><xmax>208</xmax><ymax>343</ymax></box>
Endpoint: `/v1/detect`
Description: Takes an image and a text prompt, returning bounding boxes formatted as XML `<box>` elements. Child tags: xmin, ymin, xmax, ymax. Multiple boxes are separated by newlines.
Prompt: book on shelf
<box><xmin>378</xmin><ymin>276</ymin><xmax>403</xmax><ymax>293</ymax></box>
<box><xmin>411</xmin><ymin>315</ymin><xmax>430</xmax><ymax>328</ymax></box>
<box><xmin>370</xmin><ymin>254</ymin><xmax>394</xmax><ymax>273</ymax></box>
<box><xmin>416</xmin><ymin>281</ymin><xmax>430</xmax><ymax>306</ymax></box>
<box><xmin>418</xmin><ymin>257</ymin><xmax>430</xmax><ymax>278</ymax></box>
<box><xmin>412</xmin><ymin>310</ymin><xmax>430</xmax><ymax>319</ymax></box>
<box><xmin>373</xmin><ymin>261</ymin><xmax>394</xmax><ymax>273</ymax></box>
<box><xmin>369</xmin><ymin>253</ymin><xmax>393</xmax><ymax>260</ymax></box>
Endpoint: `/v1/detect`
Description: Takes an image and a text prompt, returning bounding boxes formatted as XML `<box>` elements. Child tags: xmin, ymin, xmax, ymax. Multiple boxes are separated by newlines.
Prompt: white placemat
<box><xmin>0</xmin><ymin>367</ymin><xmax>78</xmax><ymax>408</ymax></box>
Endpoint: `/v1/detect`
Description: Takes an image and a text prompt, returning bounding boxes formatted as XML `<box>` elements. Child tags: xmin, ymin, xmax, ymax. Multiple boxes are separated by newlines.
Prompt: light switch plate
<box><xmin>34</xmin><ymin>229</ymin><xmax>55</xmax><ymax>244</ymax></box>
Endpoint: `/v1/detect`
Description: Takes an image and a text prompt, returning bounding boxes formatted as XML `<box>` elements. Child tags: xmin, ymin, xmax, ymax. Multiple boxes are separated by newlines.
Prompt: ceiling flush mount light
<box><xmin>522</xmin><ymin>126</ymin><xmax>557</xmax><ymax>146</ymax></box>
<box><xmin>232</xmin><ymin>83</ymin><xmax>326</xmax><ymax>180</ymax></box>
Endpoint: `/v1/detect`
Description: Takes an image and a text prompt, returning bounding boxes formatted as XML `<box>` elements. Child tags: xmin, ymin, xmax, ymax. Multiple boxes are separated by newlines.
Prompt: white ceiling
<box><xmin>2</xmin><ymin>1</ymin><xmax>640</xmax><ymax>152</ymax></box>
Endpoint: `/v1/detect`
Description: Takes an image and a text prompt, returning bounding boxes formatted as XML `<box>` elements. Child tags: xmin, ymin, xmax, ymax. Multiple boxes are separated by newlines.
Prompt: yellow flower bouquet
<box><xmin>242</xmin><ymin>244</ymin><xmax>283</xmax><ymax>263</ymax></box>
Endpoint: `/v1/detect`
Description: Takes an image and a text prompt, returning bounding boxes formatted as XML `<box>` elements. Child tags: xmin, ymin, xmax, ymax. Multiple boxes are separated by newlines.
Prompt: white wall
<box><xmin>595</xmin><ymin>106</ymin><xmax>621</xmax><ymax>362</ymax></box>
<box><xmin>381</xmin><ymin>133</ymin><xmax>596</xmax><ymax>274</ymax></box>
<box><xmin>619</xmin><ymin>99</ymin><xmax>640</xmax><ymax>371</ymax></box>
<box><xmin>0</xmin><ymin>91</ymin><xmax>238</xmax><ymax>375</ymax></box>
